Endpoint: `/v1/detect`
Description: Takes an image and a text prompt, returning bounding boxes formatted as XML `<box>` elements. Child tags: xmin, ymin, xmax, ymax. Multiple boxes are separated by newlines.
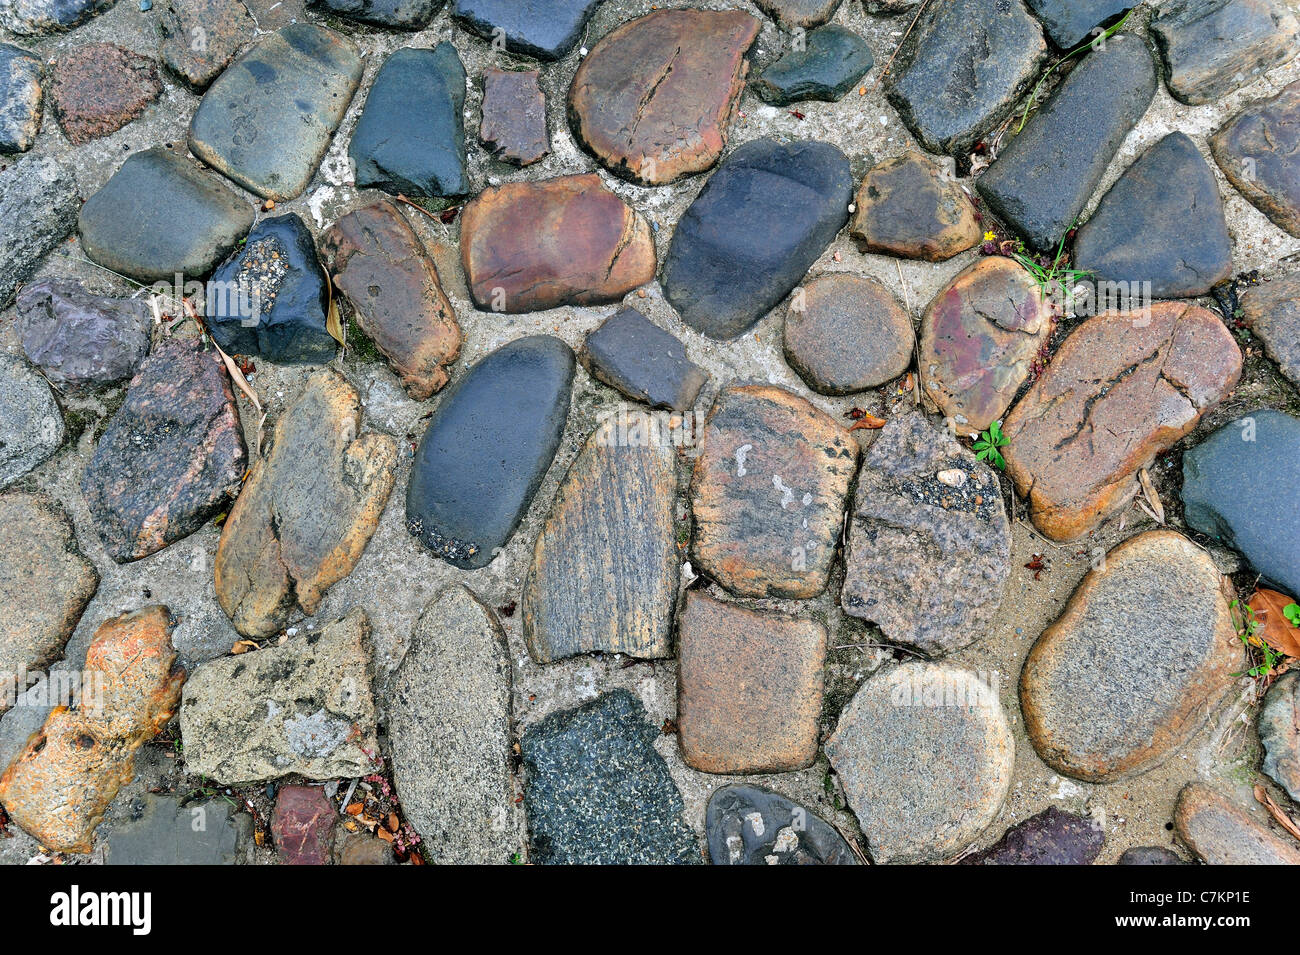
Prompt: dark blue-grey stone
<box><xmin>1182</xmin><ymin>410</ymin><xmax>1300</xmax><ymax>602</ymax></box>
<box><xmin>0</xmin><ymin>0</ymin><xmax>116</xmax><ymax>36</ymax></box>
<box><xmin>451</xmin><ymin>0</ymin><xmax>606</xmax><ymax>61</ymax></box>
<box><xmin>206</xmin><ymin>213</ymin><xmax>336</xmax><ymax>364</ymax></box>
<box><xmin>522</xmin><ymin>690</ymin><xmax>699</xmax><ymax>865</ymax></box>
<box><xmin>662</xmin><ymin>138</ymin><xmax>852</xmax><ymax>340</ymax></box>
<box><xmin>706</xmin><ymin>784</ymin><xmax>858</xmax><ymax>865</ymax></box>
<box><xmin>1073</xmin><ymin>132</ymin><xmax>1232</xmax><ymax>298</ymax></box>
<box><xmin>106</xmin><ymin>795</ymin><xmax>250</xmax><ymax>865</ymax></box>
<box><xmin>581</xmin><ymin>308</ymin><xmax>708</xmax><ymax>412</ymax></box>
<box><xmin>0</xmin><ymin>43</ymin><xmax>42</xmax><ymax>153</ymax></box>
<box><xmin>1117</xmin><ymin>846</ymin><xmax>1187</xmax><ymax>864</ymax></box>
<box><xmin>407</xmin><ymin>335</ymin><xmax>574</xmax><ymax>569</ymax></box>
<box><xmin>962</xmin><ymin>807</ymin><xmax>1105</xmax><ymax>864</ymax></box>
<box><xmin>1025</xmin><ymin>0</ymin><xmax>1133</xmax><ymax>48</ymax></box>
<box><xmin>309</xmin><ymin>0</ymin><xmax>444</xmax><ymax>29</ymax></box>
<box><xmin>977</xmin><ymin>35</ymin><xmax>1156</xmax><ymax>251</ymax></box>
<box><xmin>751</xmin><ymin>26</ymin><xmax>873</xmax><ymax>106</ymax></box>
<box><xmin>350</xmin><ymin>45</ymin><xmax>467</xmax><ymax>199</ymax></box>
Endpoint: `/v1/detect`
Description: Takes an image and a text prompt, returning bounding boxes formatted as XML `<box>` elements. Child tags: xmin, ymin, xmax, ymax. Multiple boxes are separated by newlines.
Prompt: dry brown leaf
<box><xmin>1254</xmin><ymin>785</ymin><xmax>1300</xmax><ymax>843</ymax></box>
<box><xmin>384</xmin><ymin>812</ymin><xmax>399</xmax><ymax>833</ymax></box>
<box><xmin>1138</xmin><ymin>468</ymin><xmax>1165</xmax><ymax>524</ymax></box>
<box><xmin>231</xmin><ymin>640</ymin><xmax>258</xmax><ymax>655</ymax></box>
<box><xmin>1248</xmin><ymin>589</ymin><xmax>1300</xmax><ymax>658</ymax></box>
<box><xmin>345</xmin><ymin>802</ymin><xmax>365</xmax><ymax>816</ymax></box>
<box><xmin>849</xmin><ymin>413</ymin><xmax>887</xmax><ymax>431</ymax></box>
<box><xmin>325</xmin><ymin>282</ymin><xmax>344</xmax><ymax>346</ymax></box>
<box><xmin>376</xmin><ymin>827</ymin><xmax>395</xmax><ymax>843</ymax></box>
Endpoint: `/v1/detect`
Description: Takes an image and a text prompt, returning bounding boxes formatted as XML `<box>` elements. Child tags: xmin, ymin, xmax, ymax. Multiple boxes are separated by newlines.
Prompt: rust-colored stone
<box><xmin>850</xmin><ymin>151</ymin><xmax>982</xmax><ymax>261</ymax></box>
<box><xmin>567</xmin><ymin>8</ymin><xmax>760</xmax><ymax>186</ymax></box>
<box><xmin>321</xmin><ymin>200</ymin><xmax>461</xmax><ymax>400</ymax></box>
<box><xmin>272</xmin><ymin>785</ymin><xmax>336</xmax><ymax>865</ymax></box>
<box><xmin>460</xmin><ymin>173</ymin><xmax>655</xmax><ymax>313</ymax></box>
<box><xmin>479</xmin><ymin>67</ymin><xmax>548</xmax><ymax>167</ymax></box>
<box><xmin>1003</xmin><ymin>302</ymin><xmax>1241</xmax><ymax>541</ymax></box>
<box><xmin>677</xmin><ymin>591</ymin><xmax>825</xmax><ymax>775</ymax></box>
<box><xmin>0</xmin><ymin>606</ymin><xmax>184</xmax><ymax>853</ymax></box>
<box><xmin>1211</xmin><ymin>78</ymin><xmax>1300</xmax><ymax>239</ymax></box>
<box><xmin>50</xmin><ymin>42</ymin><xmax>161</xmax><ymax>145</ymax></box>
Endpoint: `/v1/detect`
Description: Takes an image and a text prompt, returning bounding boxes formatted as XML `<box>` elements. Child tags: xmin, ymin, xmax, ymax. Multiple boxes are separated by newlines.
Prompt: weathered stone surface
<box><xmin>850</xmin><ymin>151</ymin><xmax>981</xmax><ymax>261</ymax></box>
<box><xmin>272</xmin><ymin>786</ymin><xmax>335</xmax><ymax>865</ymax></box>
<box><xmin>49</xmin><ymin>42</ymin><xmax>160</xmax><ymax>145</ymax></box>
<box><xmin>189</xmin><ymin>23</ymin><xmax>363</xmax><ymax>201</ymax></box>
<box><xmin>962</xmin><ymin>807</ymin><xmax>1105</xmax><ymax>865</ymax></box>
<box><xmin>1003</xmin><ymin>302</ymin><xmax>1241</xmax><ymax>541</ymax></box>
<box><xmin>17</xmin><ymin>280</ymin><xmax>152</xmax><ymax>393</ymax></box>
<box><xmin>321</xmin><ymin>200</ymin><xmax>461</xmax><ymax>400</ymax></box>
<box><xmin>1</xmin><ymin>154</ymin><xmax>79</xmax><ymax>307</ymax></box>
<box><xmin>1073</xmin><ymin>133</ymin><xmax>1232</xmax><ymax>298</ymax></box>
<box><xmin>350</xmin><ymin>44</ymin><xmax>467</xmax><ymax>199</ymax></box>
<box><xmin>479</xmin><ymin>67</ymin><xmax>548</xmax><ymax>166</ymax></box>
<box><xmin>1025</xmin><ymin>0</ymin><xmax>1133</xmax><ymax>47</ymax></box>
<box><xmin>407</xmin><ymin>336</ymin><xmax>573</xmax><ymax>569</ymax></box>
<box><xmin>886</xmin><ymin>0</ymin><xmax>1047</xmax><ymax>157</ymax></box>
<box><xmin>1152</xmin><ymin>0</ymin><xmax>1299</xmax><ymax>106</ymax></box>
<box><xmin>460</xmin><ymin>173</ymin><xmax>655</xmax><ymax>313</ymax></box>
<box><xmin>751</xmin><ymin>26</ymin><xmax>873</xmax><ymax>106</ymax></box>
<box><xmin>106</xmin><ymin>794</ymin><xmax>248</xmax><ymax>865</ymax></box>
<box><xmin>753</xmin><ymin>0</ymin><xmax>842</xmax><ymax>29</ymax></box>
<box><xmin>336</xmin><ymin>833</ymin><xmax>393</xmax><ymax>865</ymax></box>
<box><xmin>0</xmin><ymin>493</ymin><xmax>97</xmax><ymax>715</ymax></box>
<box><xmin>1118</xmin><ymin>846</ymin><xmax>1186</xmax><ymax>865</ymax></box>
<box><xmin>678</xmin><ymin>592</ymin><xmax>825</xmax><ymax>775</ymax></box>
<box><xmin>0</xmin><ymin>353</ymin><xmax>64</xmax><ymax>488</ymax></box>
<box><xmin>390</xmin><ymin>586</ymin><xmax>516</xmax><ymax>864</ymax></box>
<box><xmin>1174</xmin><ymin>782</ymin><xmax>1300</xmax><ymax>864</ymax></box>
<box><xmin>78</xmin><ymin>147</ymin><xmax>254</xmax><ymax>283</ymax></box>
<box><xmin>663</xmin><ymin>138</ymin><xmax>853</xmax><ymax>339</ymax></box>
<box><xmin>785</xmin><ymin>272</ymin><xmax>914</xmax><ymax>395</ymax></box>
<box><xmin>83</xmin><ymin>338</ymin><xmax>247</xmax><ymax>563</ymax></box>
<box><xmin>0</xmin><ymin>43</ymin><xmax>42</xmax><ymax>152</ymax></box>
<box><xmin>826</xmin><ymin>661</ymin><xmax>1014</xmax><ymax>864</ymax></box>
<box><xmin>521</xmin><ymin>690</ymin><xmax>699</xmax><ymax>864</ymax></box>
<box><xmin>215</xmin><ymin>370</ymin><xmax>396</xmax><ymax>638</ymax></box>
<box><xmin>0</xmin><ymin>606</ymin><xmax>184</xmax><ymax>853</ymax></box>
<box><xmin>0</xmin><ymin>0</ymin><xmax>115</xmax><ymax>36</ymax></box>
<box><xmin>580</xmin><ymin>307</ymin><xmax>707</xmax><ymax>412</ymax></box>
<box><xmin>1182</xmin><ymin>410</ymin><xmax>1300</xmax><ymax>603</ymax></box>
<box><xmin>157</xmin><ymin>0</ymin><xmax>254</xmax><ymax>91</ymax></box>
<box><xmin>690</xmin><ymin>384</ymin><xmax>857</xmax><ymax>599</ymax></box>
<box><xmin>568</xmin><ymin>8</ymin><xmax>759</xmax><ymax>185</ymax></box>
<box><xmin>451</xmin><ymin>0</ymin><xmax>605</xmax><ymax>61</ymax></box>
<box><xmin>842</xmin><ymin>412</ymin><xmax>1010</xmax><ymax>657</ymax></box>
<box><xmin>919</xmin><ymin>256</ymin><xmax>1053</xmax><ymax>433</ymax></box>
<box><xmin>705</xmin><ymin>784</ymin><xmax>857</xmax><ymax>865</ymax></box>
<box><xmin>1212</xmin><ymin>80</ymin><xmax>1300</xmax><ymax>239</ymax></box>
<box><xmin>310</xmin><ymin>0</ymin><xmax>443</xmax><ymax>29</ymax></box>
<box><xmin>1259</xmin><ymin>671</ymin><xmax>1300</xmax><ymax>802</ymax></box>
<box><xmin>1021</xmin><ymin>531</ymin><xmax>1240</xmax><ymax>782</ymax></box>
<box><xmin>523</xmin><ymin>411</ymin><xmax>678</xmax><ymax>664</ymax></box>
<box><xmin>207</xmin><ymin>213</ymin><xmax>335</xmax><ymax>365</ymax></box>
<box><xmin>179</xmin><ymin>609</ymin><xmax>379</xmax><ymax>784</ymax></box>
<box><xmin>977</xmin><ymin>35</ymin><xmax>1157</xmax><ymax>251</ymax></box>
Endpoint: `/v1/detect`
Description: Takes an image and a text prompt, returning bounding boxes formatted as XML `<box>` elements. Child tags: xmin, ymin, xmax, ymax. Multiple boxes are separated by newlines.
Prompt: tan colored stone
<box><xmin>1174</xmin><ymin>782</ymin><xmax>1300</xmax><ymax>864</ymax></box>
<box><xmin>850</xmin><ymin>151</ymin><xmax>982</xmax><ymax>261</ymax></box>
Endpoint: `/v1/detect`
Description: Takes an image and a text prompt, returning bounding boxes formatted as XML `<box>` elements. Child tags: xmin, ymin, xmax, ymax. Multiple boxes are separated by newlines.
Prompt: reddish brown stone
<box><xmin>272</xmin><ymin>785</ymin><xmax>336</xmax><ymax>865</ymax></box>
<box><xmin>50</xmin><ymin>43</ymin><xmax>161</xmax><ymax>145</ymax></box>
<box><xmin>1240</xmin><ymin>270</ymin><xmax>1300</xmax><ymax>389</ymax></box>
<box><xmin>479</xmin><ymin>67</ymin><xmax>548</xmax><ymax>167</ymax></box>
<box><xmin>677</xmin><ymin>591</ymin><xmax>825</xmax><ymax>775</ymax></box>
<box><xmin>1211</xmin><ymin>78</ymin><xmax>1300</xmax><ymax>239</ymax></box>
<box><xmin>1003</xmin><ymin>303</ymin><xmax>1242</xmax><ymax>542</ymax></box>
<box><xmin>919</xmin><ymin>256</ymin><xmax>1053</xmax><ymax>433</ymax></box>
<box><xmin>0</xmin><ymin>606</ymin><xmax>184</xmax><ymax>853</ymax></box>
<box><xmin>568</xmin><ymin>8</ymin><xmax>760</xmax><ymax>186</ymax></box>
<box><xmin>690</xmin><ymin>384</ymin><xmax>858</xmax><ymax>599</ymax></box>
<box><xmin>460</xmin><ymin>173</ymin><xmax>655</xmax><ymax>313</ymax></box>
<box><xmin>321</xmin><ymin>200</ymin><xmax>461</xmax><ymax>400</ymax></box>
<box><xmin>850</xmin><ymin>151</ymin><xmax>982</xmax><ymax>261</ymax></box>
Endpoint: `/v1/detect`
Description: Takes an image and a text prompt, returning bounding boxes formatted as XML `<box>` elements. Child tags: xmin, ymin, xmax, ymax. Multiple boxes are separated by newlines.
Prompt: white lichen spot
<box><xmin>734</xmin><ymin>443</ymin><xmax>753</xmax><ymax>476</ymax></box>
<box><xmin>773</xmin><ymin>474</ymin><xmax>796</xmax><ymax>509</ymax></box>
<box><xmin>744</xmin><ymin>811</ymin><xmax>765</xmax><ymax>837</ymax></box>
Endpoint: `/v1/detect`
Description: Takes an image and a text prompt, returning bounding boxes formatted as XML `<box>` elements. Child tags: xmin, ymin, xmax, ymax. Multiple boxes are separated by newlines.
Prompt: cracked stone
<box><xmin>479</xmin><ymin>67</ymin><xmax>548</xmax><ymax>167</ymax></box>
<box><xmin>580</xmin><ymin>307</ymin><xmax>708</xmax><ymax>412</ymax></box>
<box><xmin>272</xmin><ymin>786</ymin><xmax>335</xmax><ymax>865</ymax></box>
<box><xmin>0</xmin><ymin>43</ymin><xmax>43</xmax><ymax>152</ymax></box>
<box><xmin>1</xmin><ymin>154</ymin><xmax>80</xmax><ymax>307</ymax></box>
<box><xmin>705</xmin><ymin>783</ymin><xmax>857</xmax><ymax>865</ymax></box>
<box><xmin>1174</xmin><ymin>782</ymin><xmax>1300</xmax><ymax>864</ymax></box>
<box><xmin>850</xmin><ymin>150</ymin><xmax>981</xmax><ymax>261</ymax></box>
<box><xmin>50</xmin><ymin>42</ymin><xmax>161</xmax><ymax>145</ymax></box>
<box><xmin>1212</xmin><ymin>79</ymin><xmax>1300</xmax><ymax>239</ymax></box>
<box><xmin>0</xmin><ymin>352</ymin><xmax>65</xmax><ymax>488</ymax></box>
<box><xmin>157</xmin><ymin>0</ymin><xmax>255</xmax><ymax>91</ymax></box>
<box><xmin>961</xmin><ymin>807</ymin><xmax>1105</xmax><ymax>865</ymax></box>
<box><xmin>451</xmin><ymin>0</ymin><xmax>606</xmax><ymax>61</ymax></box>
<box><xmin>17</xmin><ymin>279</ymin><xmax>153</xmax><ymax>393</ymax></box>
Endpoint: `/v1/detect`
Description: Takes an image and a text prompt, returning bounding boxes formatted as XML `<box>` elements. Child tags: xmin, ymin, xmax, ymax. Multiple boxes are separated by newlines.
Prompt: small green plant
<box><xmin>1014</xmin><ymin>10</ymin><xmax>1135</xmax><ymax>134</ymax></box>
<box><xmin>973</xmin><ymin>420</ymin><xmax>1010</xmax><ymax>470</ymax></box>
<box><xmin>1010</xmin><ymin>229</ymin><xmax>1092</xmax><ymax>301</ymax></box>
<box><xmin>1285</xmin><ymin>603</ymin><xmax>1300</xmax><ymax>627</ymax></box>
<box><xmin>1230</xmin><ymin>599</ymin><xmax>1285</xmax><ymax>679</ymax></box>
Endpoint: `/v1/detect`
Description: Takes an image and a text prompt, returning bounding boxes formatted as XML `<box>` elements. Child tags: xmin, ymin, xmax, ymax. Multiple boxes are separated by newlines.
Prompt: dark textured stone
<box><xmin>1182</xmin><ymin>410</ymin><xmax>1300</xmax><ymax>603</ymax></box>
<box><xmin>1259</xmin><ymin>671</ymin><xmax>1300</xmax><ymax>802</ymax></box>
<box><xmin>206</xmin><ymin>213</ymin><xmax>335</xmax><ymax>364</ymax></box>
<box><xmin>1</xmin><ymin>155</ymin><xmax>79</xmax><ymax>307</ymax></box>
<box><xmin>886</xmin><ymin>0</ymin><xmax>1047</xmax><ymax>158</ymax></box>
<box><xmin>479</xmin><ymin>67</ymin><xmax>548</xmax><ymax>166</ymax></box>
<box><xmin>521</xmin><ymin>690</ymin><xmax>699</xmax><ymax>865</ymax></box>
<box><xmin>350</xmin><ymin>44</ymin><xmax>468</xmax><ymax>199</ymax></box>
<box><xmin>0</xmin><ymin>43</ymin><xmax>42</xmax><ymax>152</ymax></box>
<box><xmin>106</xmin><ymin>794</ymin><xmax>248</xmax><ymax>865</ymax></box>
<box><xmin>407</xmin><ymin>336</ymin><xmax>574</xmax><ymax>570</ymax></box>
<box><xmin>580</xmin><ymin>308</ymin><xmax>707</xmax><ymax>412</ymax></box>
<box><xmin>17</xmin><ymin>279</ymin><xmax>152</xmax><ymax>393</ymax></box>
<box><xmin>1073</xmin><ymin>133</ymin><xmax>1232</xmax><ymax>298</ymax></box>
<box><xmin>523</xmin><ymin>411</ymin><xmax>678</xmax><ymax>664</ymax></box>
<box><xmin>1152</xmin><ymin>0</ymin><xmax>1299</xmax><ymax>106</ymax></box>
<box><xmin>215</xmin><ymin>371</ymin><xmax>397</xmax><ymax>638</ymax></box>
<box><xmin>706</xmin><ymin>784</ymin><xmax>857</xmax><ymax>865</ymax></box>
<box><xmin>320</xmin><ymin>200</ymin><xmax>462</xmax><ymax>400</ymax></box>
<box><xmin>1117</xmin><ymin>846</ymin><xmax>1187</xmax><ymax>865</ymax></box>
<box><xmin>1212</xmin><ymin>80</ymin><xmax>1300</xmax><ymax>239</ymax></box>
<box><xmin>1174</xmin><ymin>782</ymin><xmax>1300</xmax><ymax>864</ymax></box>
<box><xmin>452</xmin><ymin>0</ymin><xmax>605</xmax><ymax>61</ymax></box>
<box><xmin>1025</xmin><ymin>0</ymin><xmax>1133</xmax><ymax>48</ymax></box>
<box><xmin>751</xmin><ymin>26</ymin><xmax>873</xmax><ymax>106</ymax></box>
<box><xmin>0</xmin><ymin>0</ymin><xmax>115</xmax><ymax>36</ymax></box>
<box><xmin>663</xmin><ymin>138</ymin><xmax>852</xmax><ymax>339</ymax></box>
<box><xmin>189</xmin><ymin>23</ymin><xmax>363</xmax><ymax>201</ymax></box>
<box><xmin>752</xmin><ymin>0</ymin><xmax>842</xmax><ymax>29</ymax></box>
<box><xmin>50</xmin><ymin>42</ymin><xmax>160</xmax><ymax>145</ymax></box>
<box><xmin>82</xmin><ymin>338</ymin><xmax>247</xmax><ymax>563</ymax></box>
<box><xmin>849</xmin><ymin>151</ymin><xmax>981</xmax><ymax>261</ymax></box>
<box><xmin>157</xmin><ymin>0</ymin><xmax>256</xmax><ymax>92</ymax></box>
<box><xmin>78</xmin><ymin>147</ymin><xmax>254</xmax><ymax>283</ymax></box>
<box><xmin>842</xmin><ymin>412</ymin><xmax>1010</xmax><ymax>657</ymax></box>
<box><xmin>272</xmin><ymin>786</ymin><xmax>335</xmax><ymax>865</ymax></box>
<box><xmin>962</xmin><ymin>807</ymin><xmax>1105</xmax><ymax>865</ymax></box>
<box><xmin>1241</xmin><ymin>272</ymin><xmax>1300</xmax><ymax>388</ymax></box>
<box><xmin>310</xmin><ymin>0</ymin><xmax>443</xmax><ymax>29</ymax></box>
<box><xmin>0</xmin><ymin>354</ymin><xmax>63</xmax><ymax>487</ymax></box>
<box><xmin>977</xmin><ymin>35</ymin><xmax>1157</xmax><ymax>251</ymax></box>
